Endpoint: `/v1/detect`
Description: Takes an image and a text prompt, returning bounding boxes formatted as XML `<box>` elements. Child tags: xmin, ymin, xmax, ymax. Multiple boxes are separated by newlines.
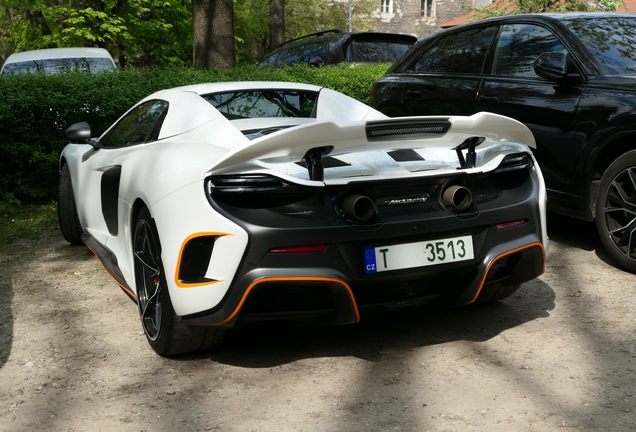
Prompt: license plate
<box><xmin>364</xmin><ymin>235</ymin><xmax>474</xmax><ymax>274</ymax></box>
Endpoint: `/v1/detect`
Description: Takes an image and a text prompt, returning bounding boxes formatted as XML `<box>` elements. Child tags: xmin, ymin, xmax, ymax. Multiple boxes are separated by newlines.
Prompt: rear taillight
<box><xmin>495</xmin><ymin>219</ymin><xmax>528</xmax><ymax>231</ymax></box>
<box><xmin>495</xmin><ymin>153</ymin><xmax>533</xmax><ymax>173</ymax></box>
<box><xmin>269</xmin><ymin>244</ymin><xmax>327</xmax><ymax>253</ymax></box>
<box><xmin>208</xmin><ymin>174</ymin><xmax>291</xmax><ymax>193</ymax></box>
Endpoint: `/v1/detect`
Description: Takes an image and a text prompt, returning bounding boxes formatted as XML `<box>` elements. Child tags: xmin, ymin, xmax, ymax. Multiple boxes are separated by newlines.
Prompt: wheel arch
<box><xmin>130</xmin><ymin>198</ymin><xmax>149</xmax><ymax>240</ymax></box>
<box><xmin>588</xmin><ymin>133</ymin><xmax>636</xmax><ymax>217</ymax></box>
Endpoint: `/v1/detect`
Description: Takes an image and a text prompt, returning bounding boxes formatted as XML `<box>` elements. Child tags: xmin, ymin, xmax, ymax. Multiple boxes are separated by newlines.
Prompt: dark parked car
<box><xmin>259</xmin><ymin>29</ymin><xmax>417</xmax><ymax>67</ymax></box>
<box><xmin>370</xmin><ymin>13</ymin><xmax>636</xmax><ymax>272</ymax></box>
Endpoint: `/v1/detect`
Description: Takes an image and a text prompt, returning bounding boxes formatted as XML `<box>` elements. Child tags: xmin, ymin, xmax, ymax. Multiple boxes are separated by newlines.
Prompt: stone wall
<box><xmin>375</xmin><ymin>0</ymin><xmax>471</xmax><ymax>38</ymax></box>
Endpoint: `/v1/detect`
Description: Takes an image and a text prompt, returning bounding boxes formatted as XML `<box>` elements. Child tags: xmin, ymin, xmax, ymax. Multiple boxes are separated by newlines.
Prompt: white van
<box><xmin>1</xmin><ymin>47</ymin><xmax>116</xmax><ymax>74</ymax></box>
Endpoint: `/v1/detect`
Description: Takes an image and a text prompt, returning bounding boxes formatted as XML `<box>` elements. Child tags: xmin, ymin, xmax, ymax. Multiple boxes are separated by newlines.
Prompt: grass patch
<box><xmin>0</xmin><ymin>201</ymin><xmax>59</xmax><ymax>249</ymax></box>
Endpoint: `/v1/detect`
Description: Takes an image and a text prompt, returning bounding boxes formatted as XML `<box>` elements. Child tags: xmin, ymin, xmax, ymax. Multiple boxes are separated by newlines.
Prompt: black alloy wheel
<box><xmin>133</xmin><ymin>206</ymin><xmax>225</xmax><ymax>355</ymax></box>
<box><xmin>596</xmin><ymin>150</ymin><xmax>636</xmax><ymax>273</ymax></box>
<box><xmin>134</xmin><ymin>209</ymin><xmax>164</xmax><ymax>342</ymax></box>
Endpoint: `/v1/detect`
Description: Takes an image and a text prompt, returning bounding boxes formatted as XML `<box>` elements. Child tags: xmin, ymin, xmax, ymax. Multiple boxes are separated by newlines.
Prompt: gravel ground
<box><xmin>1</xmin><ymin>212</ymin><xmax>635</xmax><ymax>432</ymax></box>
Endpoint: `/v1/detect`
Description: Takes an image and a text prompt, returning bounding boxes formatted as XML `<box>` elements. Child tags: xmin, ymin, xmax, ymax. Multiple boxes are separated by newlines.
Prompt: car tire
<box><xmin>595</xmin><ymin>150</ymin><xmax>636</xmax><ymax>273</ymax></box>
<box><xmin>133</xmin><ymin>207</ymin><xmax>225</xmax><ymax>356</ymax></box>
<box><xmin>57</xmin><ymin>163</ymin><xmax>83</xmax><ymax>245</ymax></box>
<box><xmin>473</xmin><ymin>283</ymin><xmax>520</xmax><ymax>305</ymax></box>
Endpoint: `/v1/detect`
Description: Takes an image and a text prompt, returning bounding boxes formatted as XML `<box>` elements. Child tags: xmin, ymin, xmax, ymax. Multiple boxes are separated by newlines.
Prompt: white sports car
<box><xmin>58</xmin><ymin>81</ymin><xmax>548</xmax><ymax>356</ymax></box>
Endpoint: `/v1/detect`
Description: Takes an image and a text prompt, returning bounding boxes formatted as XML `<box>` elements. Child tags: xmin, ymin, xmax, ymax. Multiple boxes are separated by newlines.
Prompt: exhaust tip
<box><xmin>442</xmin><ymin>185</ymin><xmax>473</xmax><ymax>211</ymax></box>
<box><xmin>342</xmin><ymin>194</ymin><xmax>375</xmax><ymax>221</ymax></box>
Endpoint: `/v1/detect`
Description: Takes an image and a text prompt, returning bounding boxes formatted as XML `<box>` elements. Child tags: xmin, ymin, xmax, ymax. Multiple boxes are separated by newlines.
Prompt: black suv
<box><xmin>259</xmin><ymin>29</ymin><xmax>417</xmax><ymax>67</ymax></box>
<box><xmin>370</xmin><ymin>13</ymin><xmax>636</xmax><ymax>272</ymax></box>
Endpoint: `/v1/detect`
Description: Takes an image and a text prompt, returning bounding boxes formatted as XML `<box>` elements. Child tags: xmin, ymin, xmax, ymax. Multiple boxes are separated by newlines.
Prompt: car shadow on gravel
<box><xmin>203</xmin><ymin>279</ymin><xmax>555</xmax><ymax>368</ymax></box>
<box><xmin>546</xmin><ymin>211</ymin><xmax>600</xmax><ymax>251</ymax></box>
<box><xmin>204</xmin><ymin>213</ymin><xmax>607</xmax><ymax>369</ymax></box>
<box><xmin>0</xmin><ymin>273</ymin><xmax>13</xmax><ymax>369</ymax></box>
<box><xmin>0</xmin><ymin>231</ymin><xmax>97</xmax><ymax>371</ymax></box>
<box><xmin>546</xmin><ymin>211</ymin><xmax>619</xmax><ymax>269</ymax></box>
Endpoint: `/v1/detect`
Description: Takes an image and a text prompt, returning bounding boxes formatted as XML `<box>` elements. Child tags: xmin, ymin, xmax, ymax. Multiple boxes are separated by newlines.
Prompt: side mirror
<box><xmin>534</xmin><ymin>52</ymin><xmax>568</xmax><ymax>79</ymax></box>
<box><xmin>534</xmin><ymin>52</ymin><xmax>581</xmax><ymax>81</ymax></box>
<box><xmin>65</xmin><ymin>121</ymin><xmax>92</xmax><ymax>143</ymax></box>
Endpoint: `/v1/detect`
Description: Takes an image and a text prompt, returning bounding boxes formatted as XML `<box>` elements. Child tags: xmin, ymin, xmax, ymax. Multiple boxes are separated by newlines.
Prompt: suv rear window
<box><xmin>276</xmin><ymin>41</ymin><xmax>330</xmax><ymax>66</ymax></box>
<box><xmin>259</xmin><ymin>30</ymin><xmax>416</xmax><ymax>68</ymax></box>
<box><xmin>2</xmin><ymin>57</ymin><xmax>115</xmax><ymax>74</ymax></box>
<box><xmin>348</xmin><ymin>39</ymin><xmax>413</xmax><ymax>63</ymax></box>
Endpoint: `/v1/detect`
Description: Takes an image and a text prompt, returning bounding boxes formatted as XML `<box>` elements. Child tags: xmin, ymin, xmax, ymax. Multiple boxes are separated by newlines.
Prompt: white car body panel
<box><xmin>315</xmin><ymin>88</ymin><xmax>388</xmax><ymax>122</ymax></box>
<box><xmin>149</xmin><ymin>181</ymin><xmax>249</xmax><ymax>314</ymax></box>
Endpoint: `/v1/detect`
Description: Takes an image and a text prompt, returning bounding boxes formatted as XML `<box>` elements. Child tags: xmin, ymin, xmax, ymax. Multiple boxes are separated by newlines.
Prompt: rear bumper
<box><xmin>182</xmin><ymin>239</ymin><xmax>545</xmax><ymax>328</ymax></box>
<box><xmin>182</xmin><ymin>193</ymin><xmax>546</xmax><ymax>327</ymax></box>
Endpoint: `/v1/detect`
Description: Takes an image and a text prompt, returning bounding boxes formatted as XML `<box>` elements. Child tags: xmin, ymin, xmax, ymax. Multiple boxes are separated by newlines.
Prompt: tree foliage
<box><xmin>0</xmin><ymin>0</ymin><xmax>192</xmax><ymax>67</ymax></box>
<box><xmin>234</xmin><ymin>0</ymin><xmax>271</xmax><ymax>64</ymax></box>
<box><xmin>233</xmin><ymin>0</ymin><xmax>379</xmax><ymax>64</ymax></box>
<box><xmin>285</xmin><ymin>0</ymin><xmax>378</xmax><ymax>38</ymax></box>
<box><xmin>0</xmin><ymin>0</ymin><xmax>380</xmax><ymax>67</ymax></box>
<box><xmin>471</xmin><ymin>0</ymin><xmax>627</xmax><ymax>20</ymax></box>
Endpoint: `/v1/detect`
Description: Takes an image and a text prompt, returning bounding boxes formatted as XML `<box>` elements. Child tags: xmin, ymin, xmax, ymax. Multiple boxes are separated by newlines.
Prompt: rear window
<box><xmin>272</xmin><ymin>41</ymin><xmax>332</xmax><ymax>67</ymax></box>
<box><xmin>563</xmin><ymin>16</ymin><xmax>636</xmax><ymax>75</ymax></box>
<box><xmin>348</xmin><ymin>39</ymin><xmax>414</xmax><ymax>63</ymax></box>
<box><xmin>202</xmin><ymin>90</ymin><xmax>318</xmax><ymax>119</ymax></box>
<box><xmin>2</xmin><ymin>57</ymin><xmax>115</xmax><ymax>74</ymax></box>
<box><xmin>277</xmin><ymin>45</ymin><xmax>313</xmax><ymax>66</ymax></box>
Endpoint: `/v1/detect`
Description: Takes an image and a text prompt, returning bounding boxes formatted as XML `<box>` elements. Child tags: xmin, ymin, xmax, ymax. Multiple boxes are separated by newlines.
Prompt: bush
<box><xmin>0</xmin><ymin>64</ymin><xmax>388</xmax><ymax>202</ymax></box>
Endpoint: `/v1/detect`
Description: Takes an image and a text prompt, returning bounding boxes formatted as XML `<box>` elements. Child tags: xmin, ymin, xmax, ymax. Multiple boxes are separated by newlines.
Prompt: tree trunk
<box><xmin>192</xmin><ymin>0</ymin><xmax>235</xmax><ymax>69</ymax></box>
<box><xmin>269</xmin><ymin>0</ymin><xmax>285</xmax><ymax>51</ymax></box>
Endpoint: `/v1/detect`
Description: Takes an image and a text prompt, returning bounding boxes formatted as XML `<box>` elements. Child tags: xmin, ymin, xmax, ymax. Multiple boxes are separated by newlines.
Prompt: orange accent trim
<box><xmin>174</xmin><ymin>232</ymin><xmax>231</xmax><ymax>288</ymax></box>
<box><xmin>468</xmin><ymin>241</ymin><xmax>546</xmax><ymax>304</ymax></box>
<box><xmin>210</xmin><ymin>276</ymin><xmax>360</xmax><ymax>326</ymax></box>
<box><xmin>82</xmin><ymin>240</ymin><xmax>137</xmax><ymax>300</ymax></box>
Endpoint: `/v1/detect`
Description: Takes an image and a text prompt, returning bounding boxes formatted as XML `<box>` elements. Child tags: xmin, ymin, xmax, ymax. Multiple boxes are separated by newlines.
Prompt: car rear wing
<box><xmin>207</xmin><ymin>112</ymin><xmax>535</xmax><ymax>176</ymax></box>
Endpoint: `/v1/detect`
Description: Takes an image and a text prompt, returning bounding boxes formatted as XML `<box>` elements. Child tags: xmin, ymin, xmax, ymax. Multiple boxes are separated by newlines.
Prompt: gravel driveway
<box><xmin>1</xmin><ymin>213</ymin><xmax>635</xmax><ymax>431</ymax></box>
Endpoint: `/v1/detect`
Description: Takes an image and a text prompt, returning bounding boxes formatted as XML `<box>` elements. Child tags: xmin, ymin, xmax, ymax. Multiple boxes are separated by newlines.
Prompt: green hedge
<box><xmin>0</xmin><ymin>64</ymin><xmax>389</xmax><ymax>203</ymax></box>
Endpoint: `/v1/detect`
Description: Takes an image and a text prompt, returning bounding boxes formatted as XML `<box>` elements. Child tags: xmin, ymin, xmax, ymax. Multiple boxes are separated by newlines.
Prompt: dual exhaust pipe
<box><xmin>340</xmin><ymin>184</ymin><xmax>473</xmax><ymax>222</ymax></box>
<box><xmin>342</xmin><ymin>194</ymin><xmax>376</xmax><ymax>222</ymax></box>
<box><xmin>441</xmin><ymin>184</ymin><xmax>473</xmax><ymax>212</ymax></box>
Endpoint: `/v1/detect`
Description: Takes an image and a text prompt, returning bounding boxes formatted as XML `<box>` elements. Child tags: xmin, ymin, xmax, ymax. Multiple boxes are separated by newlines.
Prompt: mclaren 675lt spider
<box><xmin>58</xmin><ymin>81</ymin><xmax>548</xmax><ymax>355</ymax></box>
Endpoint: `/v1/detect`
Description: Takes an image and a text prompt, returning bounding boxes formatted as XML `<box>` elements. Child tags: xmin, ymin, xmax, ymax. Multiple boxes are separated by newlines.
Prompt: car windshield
<box><xmin>2</xmin><ymin>57</ymin><xmax>115</xmax><ymax>74</ymax></box>
<box><xmin>563</xmin><ymin>16</ymin><xmax>636</xmax><ymax>75</ymax></box>
<box><xmin>202</xmin><ymin>90</ymin><xmax>318</xmax><ymax>120</ymax></box>
<box><xmin>349</xmin><ymin>39</ymin><xmax>413</xmax><ymax>63</ymax></box>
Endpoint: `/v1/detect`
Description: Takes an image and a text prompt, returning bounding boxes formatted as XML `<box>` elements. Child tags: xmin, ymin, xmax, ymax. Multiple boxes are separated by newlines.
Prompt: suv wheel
<box><xmin>595</xmin><ymin>150</ymin><xmax>636</xmax><ymax>273</ymax></box>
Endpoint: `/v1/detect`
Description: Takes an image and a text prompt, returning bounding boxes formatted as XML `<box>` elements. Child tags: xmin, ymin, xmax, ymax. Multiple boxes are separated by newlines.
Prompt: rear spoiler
<box><xmin>208</xmin><ymin>112</ymin><xmax>535</xmax><ymax>175</ymax></box>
